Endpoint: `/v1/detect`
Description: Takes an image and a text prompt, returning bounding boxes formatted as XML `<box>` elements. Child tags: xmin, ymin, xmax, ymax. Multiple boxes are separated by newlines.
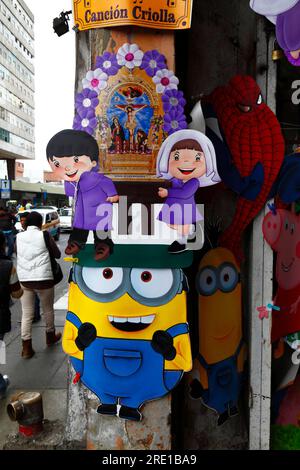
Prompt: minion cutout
<box><xmin>63</xmin><ymin>244</ymin><xmax>193</xmax><ymax>422</ymax></box>
<box><xmin>189</xmin><ymin>247</ymin><xmax>246</xmax><ymax>426</ymax></box>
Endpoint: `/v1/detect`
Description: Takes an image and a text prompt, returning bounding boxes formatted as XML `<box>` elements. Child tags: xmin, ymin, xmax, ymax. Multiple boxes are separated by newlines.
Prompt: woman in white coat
<box><xmin>16</xmin><ymin>212</ymin><xmax>61</xmax><ymax>359</ymax></box>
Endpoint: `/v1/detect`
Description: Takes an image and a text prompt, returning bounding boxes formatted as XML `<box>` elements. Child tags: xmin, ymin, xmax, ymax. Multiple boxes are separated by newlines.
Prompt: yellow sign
<box><xmin>73</xmin><ymin>0</ymin><xmax>193</xmax><ymax>31</ymax></box>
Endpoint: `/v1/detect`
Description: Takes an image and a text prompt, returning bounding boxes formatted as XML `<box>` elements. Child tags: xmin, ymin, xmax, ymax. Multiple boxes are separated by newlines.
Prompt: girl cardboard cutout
<box><xmin>156</xmin><ymin>129</ymin><xmax>221</xmax><ymax>253</ymax></box>
<box><xmin>46</xmin><ymin>130</ymin><xmax>119</xmax><ymax>261</ymax></box>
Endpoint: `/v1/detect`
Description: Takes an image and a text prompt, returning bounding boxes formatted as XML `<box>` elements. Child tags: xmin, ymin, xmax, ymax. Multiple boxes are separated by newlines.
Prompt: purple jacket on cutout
<box><xmin>158</xmin><ymin>177</ymin><xmax>203</xmax><ymax>225</ymax></box>
<box><xmin>65</xmin><ymin>171</ymin><xmax>117</xmax><ymax>231</ymax></box>
<box><xmin>277</xmin><ymin>1</ymin><xmax>300</xmax><ymax>51</ymax></box>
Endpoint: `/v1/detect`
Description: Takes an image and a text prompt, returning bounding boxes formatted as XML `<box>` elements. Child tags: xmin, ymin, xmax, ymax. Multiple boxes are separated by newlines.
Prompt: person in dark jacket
<box><xmin>0</xmin><ymin>230</ymin><xmax>22</xmax><ymax>398</ymax></box>
<box><xmin>0</xmin><ymin>231</ymin><xmax>23</xmax><ymax>340</ymax></box>
<box><xmin>0</xmin><ymin>228</ymin><xmax>23</xmax><ymax>396</ymax></box>
<box><xmin>0</xmin><ymin>208</ymin><xmax>17</xmax><ymax>257</ymax></box>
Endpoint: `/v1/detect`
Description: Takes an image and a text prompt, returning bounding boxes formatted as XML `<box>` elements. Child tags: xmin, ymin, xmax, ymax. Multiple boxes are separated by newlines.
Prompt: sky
<box><xmin>23</xmin><ymin>0</ymin><xmax>76</xmax><ymax>181</ymax></box>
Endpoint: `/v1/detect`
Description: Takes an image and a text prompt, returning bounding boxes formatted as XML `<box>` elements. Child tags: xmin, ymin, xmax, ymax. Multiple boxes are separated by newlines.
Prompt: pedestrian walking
<box><xmin>16</xmin><ymin>212</ymin><xmax>62</xmax><ymax>359</ymax></box>
<box><xmin>0</xmin><ymin>231</ymin><xmax>23</xmax><ymax>395</ymax></box>
<box><xmin>0</xmin><ymin>207</ymin><xmax>17</xmax><ymax>257</ymax></box>
<box><xmin>0</xmin><ymin>231</ymin><xmax>23</xmax><ymax>340</ymax></box>
<box><xmin>19</xmin><ymin>212</ymin><xmax>41</xmax><ymax>323</ymax></box>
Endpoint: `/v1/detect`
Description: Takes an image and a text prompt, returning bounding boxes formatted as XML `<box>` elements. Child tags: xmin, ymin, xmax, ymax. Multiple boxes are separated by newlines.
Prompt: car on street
<box><xmin>58</xmin><ymin>207</ymin><xmax>72</xmax><ymax>232</ymax></box>
<box><xmin>15</xmin><ymin>208</ymin><xmax>61</xmax><ymax>241</ymax></box>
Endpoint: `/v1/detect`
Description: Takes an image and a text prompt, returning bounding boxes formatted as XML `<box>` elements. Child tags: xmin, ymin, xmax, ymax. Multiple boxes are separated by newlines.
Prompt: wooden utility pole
<box><xmin>65</xmin><ymin>26</ymin><xmax>176</xmax><ymax>451</ymax></box>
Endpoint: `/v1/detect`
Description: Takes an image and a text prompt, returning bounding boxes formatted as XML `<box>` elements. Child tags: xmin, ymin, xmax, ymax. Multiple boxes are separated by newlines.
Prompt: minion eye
<box><xmin>131</xmin><ymin>268</ymin><xmax>173</xmax><ymax>299</ymax></box>
<box><xmin>140</xmin><ymin>271</ymin><xmax>152</xmax><ymax>283</ymax></box>
<box><xmin>196</xmin><ymin>267</ymin><xmax>218</xmax><ymax>296</ymax></box>
<box><xmin>218</xmin><ymin>263</ymin><xmax>239</xmax><ymax>293</ymax></box>
<box><xmin>82</xmin><ymin>267</ymin><xmax>123</xmax><ymax>294</ymax></box>
<box><xmin>257</xmin><ymin>94</ymin><xmax>263</xmax><ymax>105</ymax></box>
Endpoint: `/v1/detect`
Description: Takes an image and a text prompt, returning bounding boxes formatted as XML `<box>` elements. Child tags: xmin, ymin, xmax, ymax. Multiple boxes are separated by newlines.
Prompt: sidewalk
<box><xmin>0</xmin><ymin>238</ymin><xmax>70</xmax><ymax>449</ymax></box>
<box><xmin>0</xmin><ymin>302</ymin><xmax>68</xmax><ymax>448</ymax></box>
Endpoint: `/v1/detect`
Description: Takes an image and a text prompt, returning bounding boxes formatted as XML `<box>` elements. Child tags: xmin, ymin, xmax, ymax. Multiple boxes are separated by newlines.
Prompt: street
<box><xmin>0</xmin><ymin>233</ymin><xmax>70</xmax><ymax>448</ymax></box>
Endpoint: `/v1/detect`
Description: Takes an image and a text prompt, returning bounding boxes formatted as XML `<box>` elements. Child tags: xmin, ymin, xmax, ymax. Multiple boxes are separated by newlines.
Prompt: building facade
<box><xmin>0</xmin><ymin>0</ymin><xmax>34</xmax><ymax>179</ymax></box>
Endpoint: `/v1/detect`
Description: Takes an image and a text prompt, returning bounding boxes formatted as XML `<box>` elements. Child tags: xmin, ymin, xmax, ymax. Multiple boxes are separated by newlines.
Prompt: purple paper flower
<box><xmin>141</xmin><ymin>50</ymin><xmax>167</xmax><ymax>77</ymax></box>
<box><xmin>162</xmin><ymin>89</ymin><xmax>186</xmax><ymax>114</ymax></box>
<box><xmin>96</xmin><ymin>52</ymin><xmax>121</xmax><ymax>76</ymax></box>
<box><xmin>75</xmin><ymin>89</ymin><xmax>99</xmax><ymax>116</ymax></box>
<box><xmin>163</xmin><ymin>110</ymin><xmax>187</xmax><ymax>135</ymax></box>
<box><xmin>73</xmin><ymin>109</ymin><xmax>97</xmax><ymax>136</ymax></box>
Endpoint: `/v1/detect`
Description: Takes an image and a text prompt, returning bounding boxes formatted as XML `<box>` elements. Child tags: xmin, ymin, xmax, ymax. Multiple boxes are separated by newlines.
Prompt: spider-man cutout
<box><xmin>206</xmin><ymin>75</ymin><xmax>285</xmax><ymax>261</ymax></box>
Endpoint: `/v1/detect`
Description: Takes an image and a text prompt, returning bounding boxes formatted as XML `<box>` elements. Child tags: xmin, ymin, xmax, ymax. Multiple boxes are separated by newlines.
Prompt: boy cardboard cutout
<box><xmin>156</xmin><ymin>129</ymin><xmax>221</xmax><ymax>253</ymax></box>
<box><xmin>46</xmin><ymin>130</ymin><xmax>119</xmax><ymax>260</ymax></box>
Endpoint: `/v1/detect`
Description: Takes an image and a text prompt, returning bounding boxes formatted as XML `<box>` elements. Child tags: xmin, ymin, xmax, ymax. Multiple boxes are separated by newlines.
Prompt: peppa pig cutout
<box><xmin>263</xmin><ymin>207</ymin><xmax>300</xmax><ymax>343</ymax></box>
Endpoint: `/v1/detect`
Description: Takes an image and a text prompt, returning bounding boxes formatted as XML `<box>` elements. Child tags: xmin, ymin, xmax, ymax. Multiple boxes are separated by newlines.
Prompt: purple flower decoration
<box><xmin>162</xmin><ymin>89</ymin><xmax>186</xmax><ymax>114</ymax></box>
<box><xmin>73</xmin><ymin>109</ymin><xmax>97</xmax><ymax>136</ymax></box>
<box><xmin>96</xmin><ymin>52</ymin><xmax>121</xmax><ymax>76</ymax></box>
<box><xmin>163</xmin><ymin>110</ymin><xmax>187</xmax><ymax>135</ymax></box>
<box><xmin>141</xmin><ymin>50</ymin><xmax>167</xmax><ymax>77</ymax></box>
<box><xmin>75</xmin><ymin>89</ymin><xmax>99</xmax><ymax>117</ymax></box>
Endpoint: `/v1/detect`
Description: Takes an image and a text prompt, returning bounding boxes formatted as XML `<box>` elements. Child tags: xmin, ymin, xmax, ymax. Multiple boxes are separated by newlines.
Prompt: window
<box><xmin>0</xmin><ymin>128</ymin><xmax>10</xmax><ymax>143</ymax></box>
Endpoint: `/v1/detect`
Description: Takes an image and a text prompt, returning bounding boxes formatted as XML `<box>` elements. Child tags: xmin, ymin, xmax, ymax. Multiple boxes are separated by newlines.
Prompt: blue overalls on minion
<box><xmin>67</xmin><ymin>312</ymin><xmax>187</xmax><ymax>409</ymax></box>
<box><xmin>198</xmin><ymin>340</ymin><xmax>244</xmax><ymax>415</ymax></box>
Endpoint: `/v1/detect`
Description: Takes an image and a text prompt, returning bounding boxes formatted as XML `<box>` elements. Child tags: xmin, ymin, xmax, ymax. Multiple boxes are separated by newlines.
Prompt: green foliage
<box><xmin>271</xmin><ymin>425</ymin><xmax>300</xmax><ymax>450</ymax></box>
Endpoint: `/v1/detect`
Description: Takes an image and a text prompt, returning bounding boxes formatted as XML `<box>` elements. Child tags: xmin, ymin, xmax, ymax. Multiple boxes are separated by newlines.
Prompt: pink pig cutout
<box><xmin>263</xmin><ymin>209</ymin><xmax>300</xmax><ymax>291</ymax></box>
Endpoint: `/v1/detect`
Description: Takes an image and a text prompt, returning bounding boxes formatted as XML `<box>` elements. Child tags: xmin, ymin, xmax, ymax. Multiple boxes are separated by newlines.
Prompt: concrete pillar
<box><xmin>7</xmin><ymin>159</ymin><xmax>15</xmax><ymax>180</ymax></box>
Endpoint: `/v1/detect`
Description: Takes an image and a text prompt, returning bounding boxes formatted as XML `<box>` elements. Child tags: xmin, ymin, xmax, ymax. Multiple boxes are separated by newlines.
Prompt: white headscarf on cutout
<box><xmin>156</xmin><ymin>129</ymin><xmax>221</xmax><ymax>187</ymax></box>
<box><xmin>250</xmin><ymin>0</ymin><xmax>299</xmax><ymax>24</ymax></box>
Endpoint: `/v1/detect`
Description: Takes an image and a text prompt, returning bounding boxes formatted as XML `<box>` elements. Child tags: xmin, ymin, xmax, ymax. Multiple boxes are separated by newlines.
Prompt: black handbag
<box><xmin>43</xmin><ymin>231</ymin><xmax>63</xmax><ymax>285</ymax></box>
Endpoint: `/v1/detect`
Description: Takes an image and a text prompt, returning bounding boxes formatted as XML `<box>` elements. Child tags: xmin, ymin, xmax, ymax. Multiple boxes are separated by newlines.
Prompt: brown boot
<box><xmin>46</xmin><ymin>330</ymin><xmax>62</xmax><ymax>346</ymax></box>
<box><xmin>22</xmin><ymin>339</ymin><xmax>35</xmax><ymax>359</ymax></box>
<box><xmin>94</xmin><ymin>242</ymin><xmax>111</xmax><ymax>261</ymax></box>
<box><xmin>65</xmin><ymin>242</ymin><xmax>82</xmax><ymax>256</ymax></box>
